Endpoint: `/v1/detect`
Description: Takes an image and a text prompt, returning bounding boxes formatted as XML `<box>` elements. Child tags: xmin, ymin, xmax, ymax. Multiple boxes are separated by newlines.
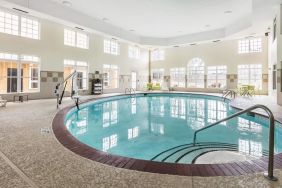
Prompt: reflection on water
<box><xmin>238</xmin><ymin>139</ymin><xmax>262</xmax><ymax>157</ymax></box>
<box><xmin>66</xmin><ymin>95</ymin><xmax>282</xmax><ymax>161</ymax></box>
<box><xmin>170</xmin><ymin>98</ymin><xmax>186</xmax><ymax>119</ymax></box>
<box><xmin>103</xmin><ymin>134</ymin><xmax>118</xmax><ymax>152</ymax></box>
<box><xmin>103</xmin><ymin>101</ymin><xmax>118</xmax><ymax>127</ymax></box>
<box><xmin>237</xmin><ymin>118</ymin><xmax>262</xmax><ymax>133</ymax></box>
<box><xmin>128</xmin><ymin>127</ymin><xmax>139</xmax><ymax>139</ymax></box>
<box><xmin>150</xmin><ymin>123</ymin><xmax>164</xmax><ymax>135</ymax></box>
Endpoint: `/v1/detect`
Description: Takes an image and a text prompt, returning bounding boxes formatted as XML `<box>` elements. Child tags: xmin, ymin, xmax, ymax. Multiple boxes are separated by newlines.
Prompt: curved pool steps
<box><xmin>151</xmin><ymin>142</ymin><xmax>268</xmax><ymax>164</ymax></box>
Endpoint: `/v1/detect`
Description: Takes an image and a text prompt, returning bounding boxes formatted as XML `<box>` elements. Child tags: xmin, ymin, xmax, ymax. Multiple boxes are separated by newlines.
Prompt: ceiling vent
<box><xmin>12</xmin><ymin>8</ymin><xmax>29</xmax><ymax>14</ymax></box>
<box><xmin>75</xmin><ymin>27</ymin><xmax>84</xmax><ymax>31</ymax></box>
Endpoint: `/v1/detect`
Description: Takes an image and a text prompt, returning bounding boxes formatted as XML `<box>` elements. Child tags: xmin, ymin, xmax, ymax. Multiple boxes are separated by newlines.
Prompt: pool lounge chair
<box><xmin>0</xmin><ymin>96</ymin><xmax>7</xmax><ymax>107</ymax></box>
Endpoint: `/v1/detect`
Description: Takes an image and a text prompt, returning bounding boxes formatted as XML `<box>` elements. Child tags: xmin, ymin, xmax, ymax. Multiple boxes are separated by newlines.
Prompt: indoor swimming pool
<box><xmin>64</xmin><ymin>93</ymin><xmax>282</xmax><ymax>164</ymax></box>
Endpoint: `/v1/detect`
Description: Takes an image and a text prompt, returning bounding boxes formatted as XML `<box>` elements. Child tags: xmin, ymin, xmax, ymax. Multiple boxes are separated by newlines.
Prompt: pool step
<box><xmin>151</xmin><ymin>142</ymin><xmax>268</xmax><ymax>164</ymax></box>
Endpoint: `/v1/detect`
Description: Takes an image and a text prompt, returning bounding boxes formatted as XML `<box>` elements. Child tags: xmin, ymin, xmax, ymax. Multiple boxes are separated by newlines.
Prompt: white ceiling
<box><xmin>0</xmin><ymin>0</ymin><xmax>281</xmax><ymax>46</ymax></box>
<box><xmin>50</xmin><ymin>0</ymin><xmax>251</xmax><ymax>38</ymax></box>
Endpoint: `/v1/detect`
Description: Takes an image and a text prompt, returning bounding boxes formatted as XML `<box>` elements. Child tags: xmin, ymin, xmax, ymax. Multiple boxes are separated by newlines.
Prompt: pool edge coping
<box><xmin>52</xmin><ymin>92</ymin><xmax>282</xmax><ymax>177</ymax></box>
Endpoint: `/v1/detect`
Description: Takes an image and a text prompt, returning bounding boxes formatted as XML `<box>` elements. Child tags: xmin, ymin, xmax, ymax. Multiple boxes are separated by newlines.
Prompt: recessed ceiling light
<box><xmin>213</xmin><ymin>40</ymin><xmax>221</xmax><ymax>43</ymax></box>
<box><xmin>62</xmin><ymin>1</ymin><xmax>72</xmax><ymax>7</ymax></box>
<box><xmin>224</xmin><ymin>10</ymin><xmax>232</xmax><ymax>14</ymax></box>
<box><xmin>173</xmin><ymin>45</ymin><xmax>180</xmax><ymax>48</ymax></box>
<box><xmin>102</xmin><ymin>18</ymin><xmax>109</xmax><ymax>22</ymax></box>
<box><xmin>205</xmin><ymin>25</ymin><xmax>210</xmax><ymax>28</ymax></box>
<box><xmin>129</xmin><ymin>29</ymin><xmax>135</xmax><ymax>32</ymax></box>
<box><xmin>190</xmin><ymin>43</ymin><xmax>197</xmax><ymax>46</ymax></box>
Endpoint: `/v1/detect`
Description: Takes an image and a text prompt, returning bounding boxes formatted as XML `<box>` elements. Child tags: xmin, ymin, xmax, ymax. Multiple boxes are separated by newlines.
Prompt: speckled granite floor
<box><xmin>1</xmin><ymin>93</ymin><xmax>282</xmax><ymax>188</ymax></box>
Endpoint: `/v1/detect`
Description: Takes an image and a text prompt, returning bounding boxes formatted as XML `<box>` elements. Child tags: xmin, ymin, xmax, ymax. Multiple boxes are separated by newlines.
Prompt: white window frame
<box><xmin>103</xmin><ymin>64</ymin><xmax>119</xmax><ymax>89</ymax></box>
<box><xmin>128</xmin><ymin>46</ymin><xmax>140</xmax><ymax>59</ymax></box>
<box><xmin>63</xmin><ymin>59</ymin><xmax>89</xmax><ymax>90</ymax></box>
<box><xmin>0</xmin><ymin>52</ymin><xmax>40</xmax><ymax>94</ymax></box>
<box><xmin>104</xmin><ymin>39</ymin><xmax>120</xmax><ymax>55</ymax></box>
<box><xmin>238</xmin><ymin>64</ymin><xmax>262</xmax><ymax>90</ymax></box>
<box><xmin>238</xmin><ymin>38</ymin><xmax>262</xmax><ymax>54</ymax></box>
<box><xmin>64</xmin><ymin>28</ymin><xmax>89</xmax><ymax>49</ymax></box>
<box><xmin>20</xmin><ymin>16</ymin><xmax>40</xmax><ymax>40</ymax></box>
<box><xmin>207</xmin><ymin>66</ymin><xmax>227</xmax><ymax>89</ymax></box>
<box><xmin>151</xmin><ymin>50</ymin><xmax>165</xmax><ymax>61</ymax></box>
<box><xmin>170</xmin><ymin>67</ymin><xmax>186</xmax><ymax>87</ymax></box>
<box><xmin>187</xmin><ymin>58</ymin><xmax>205</xmax><ymax>88</ymax></box>
<box><xmin>0</xmin><ymin>9</ymin><xmax>40</xmax><ymax>39</ymax></box>
<box><xmin>151</xmin><ymin>68</ymin><xmax>164</xmax><ymax>85</ymax></box>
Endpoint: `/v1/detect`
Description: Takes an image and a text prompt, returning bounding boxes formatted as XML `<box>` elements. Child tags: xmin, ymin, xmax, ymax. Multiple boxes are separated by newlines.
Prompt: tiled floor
<box><xmin>1</xmin><ymin>93</ymin><xmax>282</xmax><ymax>188</ymax></box>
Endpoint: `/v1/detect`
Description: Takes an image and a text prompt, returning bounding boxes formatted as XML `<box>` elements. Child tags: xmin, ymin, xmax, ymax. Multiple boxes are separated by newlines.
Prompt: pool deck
<box><xmin>1</xmin><ymin>92</ymin><xmax>282</xmax><ymax>188</ymax></box>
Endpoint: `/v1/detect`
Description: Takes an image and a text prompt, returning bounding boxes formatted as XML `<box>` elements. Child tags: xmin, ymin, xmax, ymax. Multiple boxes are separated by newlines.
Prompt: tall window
<box><xmin>64</xmin><ymin>60</ymin><xmax>88</xmax><ymax>90</ymax></box>
<box><xmin>187</xmin><ymin>58</ymin><xmax>205</xmax><ymax>88</ymax></box>
<box><xmin>238</xmin><ymin>64</ymin><xmax>262</xmax><ymax>89</ymax></box>
<box><xmin>207</xmin><ymin>66</ymin><xmax>227</xmax><ymax>89</ymax></box>
<box><xmin>170</xmin><ymin>67</ymin><xmax>185</xmax><ymax>87</ymax></box>
<box><xmin>151</xmin><ymin>50</ymin><xmax>165</xmax><ymax>61</ymax></box>
<box><xmin>104</xmin><ymin>39</ymin><xmax>120</xmax><ymax>55</ymax></box>
<box><xmin>103</xmin><ymin>64</ymin><xmax>119</xmax><ymax>89</ymax></box>
<box><xmin>0</xmin><ymin>53</ymin><xmax>40</xmax><ymax>94</ymax></box>
<box><xmin>128</xmin><ymin>46</ymin><xmax>140</xmax><ymax>59</ymax></box>
<box><xmin>151</xmin><ymin>68</ymin><xmax>164</xmax><ymax>85</ymax></box>
<box><xmin>0</xmin><ymin>10</ymin><xmax>40</xmax><ymax>39</ymax></box>
<box><xmin>64</xmin><ymin>29</ymin><xmax>89</xmax><ymax>49</ymax></box>
<box><xmin>238</xmin><ymin>38</ymin><xmax>262</xmax><ymax>54</ymax></box>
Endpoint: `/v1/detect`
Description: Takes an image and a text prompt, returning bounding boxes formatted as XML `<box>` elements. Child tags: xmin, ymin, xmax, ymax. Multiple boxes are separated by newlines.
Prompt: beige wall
<box><xmin>268</xmin><ymin>4</ymin><xmax>282</xmax><ymax>105</ymax></box>
<box><xmin>151</xmin><ymin>37</ymin><xmax>269</xmax><ymax>94</ymax></box>
<box><xmin>0</xmin><ymin>17</ymin><xmax>149</xmax><ymax>100</ymax></box>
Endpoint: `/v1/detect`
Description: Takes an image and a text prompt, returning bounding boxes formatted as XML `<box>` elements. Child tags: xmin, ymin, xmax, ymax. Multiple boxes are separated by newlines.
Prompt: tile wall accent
<box><xmin>41</xmin><ymin>71</ymin><xmax>64</xmax><ymax>83</ymax></box>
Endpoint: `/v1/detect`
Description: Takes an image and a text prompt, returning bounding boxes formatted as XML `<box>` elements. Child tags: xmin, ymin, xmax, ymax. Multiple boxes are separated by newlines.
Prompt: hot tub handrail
<box><xmin>193</xmin><ymin>104</ymin><xmax>277</xmax><ymax>181</ymax></box>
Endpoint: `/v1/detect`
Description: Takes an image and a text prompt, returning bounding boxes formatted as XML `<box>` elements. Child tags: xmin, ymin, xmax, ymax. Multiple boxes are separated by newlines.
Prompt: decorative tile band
<box><xmin>41</xmin><ymin>71</ymin><xmax>64</xmax><ymax>83</ymax></box>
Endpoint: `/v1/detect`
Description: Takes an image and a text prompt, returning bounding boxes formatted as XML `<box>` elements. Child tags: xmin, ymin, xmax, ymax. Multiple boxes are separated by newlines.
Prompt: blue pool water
<box><xmin>65</xmin><ymin>93</ymin><xmax>282</xmax><ymax>164</ymax></box>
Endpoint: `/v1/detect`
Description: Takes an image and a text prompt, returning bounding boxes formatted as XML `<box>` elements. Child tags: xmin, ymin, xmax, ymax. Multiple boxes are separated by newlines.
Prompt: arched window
<box><xmin>187</xmin><ymin>58</ymin><xmax>205</xmax><ymax>88</ymax></box>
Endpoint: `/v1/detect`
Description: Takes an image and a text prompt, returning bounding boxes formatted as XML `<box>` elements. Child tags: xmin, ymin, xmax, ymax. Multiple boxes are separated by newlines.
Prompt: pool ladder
<box><xmin>193</xmin><ymin>104</ymin><xmax>277</xmax><ymax>181</ymax></box>
<box><xmin>125</xmin><ymin>88</ymin><xmax>136</xmax><ymax>102</ymax></box>
<box><xmin>125</xmin><ymin>88</ymin><xmax>136</xmax><ymax>95</ymax></box>
<box><xmin>222</xmin><ymin>89</ymin><xmax>237</xmax><ymax>101</ymax></box>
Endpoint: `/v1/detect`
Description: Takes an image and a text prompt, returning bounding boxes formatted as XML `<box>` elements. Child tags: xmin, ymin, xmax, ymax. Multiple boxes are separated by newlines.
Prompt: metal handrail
<box><xmin>125</xmin><ymin>88</ymin><xmax>130</xmax><ymax>94</ymax></box>
<box><xmin>193</xmin><ymin>104</ymin><xmax>277</xmax><ymax>181</ymax></box>
<box><xmin>222</xmin><ymin>89</ymin><xmax>236</xmax><ymax>101</ymax></box>
<box><xmin>125</xmin><ymin>88</ymin><xmax>136</xmax><ymax>95</ymax></box>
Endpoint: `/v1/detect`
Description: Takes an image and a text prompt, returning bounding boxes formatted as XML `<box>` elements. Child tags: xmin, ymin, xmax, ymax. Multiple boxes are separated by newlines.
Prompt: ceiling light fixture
<box><xmin>205</xmin><ymin>25</ymin><xmax>210</xmax><ymax>28</ymax></box>
<box><xmin>213</xmin><ymin>40</ymin><xmax>221</xmax><ymax>43</ymax></box>
<box><xmin>129</xmin><ymin>29</ymin><xmax>135</xmax><ymax>32</ymax></box>
<box><xmin>62</xmin><ymin>1</ymin><xmax>72</xmax><ymax>7</ymax></box>
<box><xmin>224</xmin><ymin>10</ymin><xmax>232</xmax><ymax>14</ymax></box>
<box><xmin>190</xmin><ymin>43</ymin><xmax>197</xmax><ymax>46</ymax></box>
<box><xmin>102</xmin><ymin>18</ymin><xmax>109</xmax><ymax>22</ymax></box>
<box><xmin>173</xmin><ymin>45</ymin><xmax>180</xmax><ymax>48</ymax></box>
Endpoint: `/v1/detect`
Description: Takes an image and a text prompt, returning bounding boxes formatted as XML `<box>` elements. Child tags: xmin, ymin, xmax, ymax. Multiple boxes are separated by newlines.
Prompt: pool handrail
<box><xmin>222</xmin><ymin>89</ymin><xmax>236</xmax><ymax>101</ymax></box>
<box><xmin>193</xmin><ymin>104</ymin><xmax>277</xmax><ymax>181</ymax></box>
<box><xmin>125</xmin><ymin>88</ymin><xmax>136</xmax><ymax>95</ymax></box>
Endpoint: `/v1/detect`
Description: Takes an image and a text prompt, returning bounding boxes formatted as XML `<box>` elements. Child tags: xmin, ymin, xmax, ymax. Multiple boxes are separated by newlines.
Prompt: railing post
<box><xmin>264</xmin><ymin>112</ymin><xmax>277</xmax><ymax>181</ymax></box>
<box><xmin>192</xmin><ymin>104</ymin><xmax>278</xmax><ymax>181</ymax></box>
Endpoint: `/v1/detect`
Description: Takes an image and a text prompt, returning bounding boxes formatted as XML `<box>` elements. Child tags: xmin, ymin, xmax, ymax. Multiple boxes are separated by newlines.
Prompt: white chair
<box><xmin>0</xmin><ymin>96</ymin><xmax>7</xmax><ymax>107</ymax></box>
